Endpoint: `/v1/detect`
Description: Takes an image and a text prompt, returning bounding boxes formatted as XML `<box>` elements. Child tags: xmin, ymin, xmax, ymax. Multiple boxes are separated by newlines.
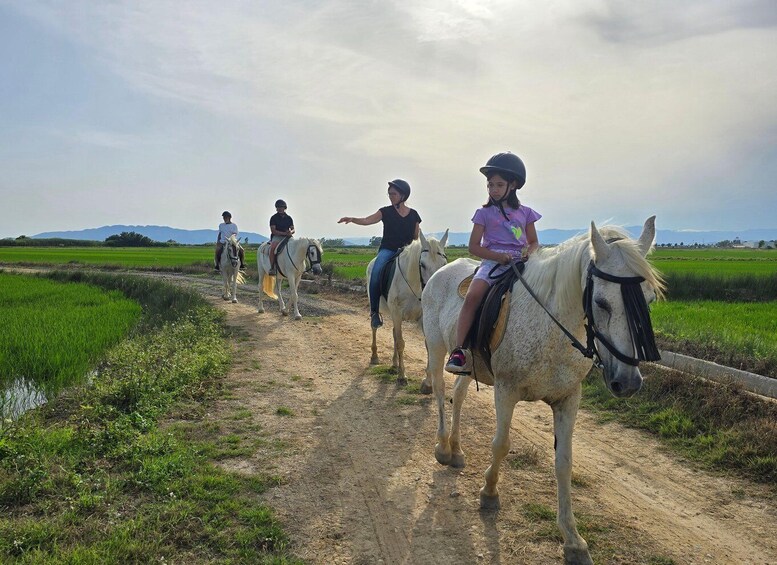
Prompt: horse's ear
<box><xmin>440</xmin><ymin>228</ymin><xmax>449</xmax><ymax>248</ymax></box>
<box><xmin>637</xmin><ymin>216</ymin><xmax>656</xmax><ymax>257</ymax></box>
<box><xmin>590</xmin><ymin>221</ymin><xmax>610</xmax><ymax>263</ymax></box>
<box><xmin>419</xmin><ymin>230</ymin><xmax>428</xmax><ymax>247</ymax></box>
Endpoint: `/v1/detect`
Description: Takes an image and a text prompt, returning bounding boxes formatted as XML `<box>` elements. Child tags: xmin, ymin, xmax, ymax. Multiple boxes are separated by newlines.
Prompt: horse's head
<box><xmin>226</xmin><ymin>234</ymin><xmax>240</xmax><ymax>268</ymax></box>
<box><xmin>306</xmin><ymin>238</ymin><xmax>323</xmax><ymax>275</ymax></box>
<box><xmin>419</xmin><ymin>229</ymin><xmax>449</xmax><ymax>287</ymax></box>
<box><xmin>586</xmin><ymin>216</ymin><xmax>665</xmax><ymax>398</ymax></box>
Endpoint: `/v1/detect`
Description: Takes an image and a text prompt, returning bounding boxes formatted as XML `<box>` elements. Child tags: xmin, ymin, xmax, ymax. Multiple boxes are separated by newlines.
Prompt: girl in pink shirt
<box><xmin>445</xmin><ymin>152</ymin><xmax>541</xmax><ymax>374</ymax></box>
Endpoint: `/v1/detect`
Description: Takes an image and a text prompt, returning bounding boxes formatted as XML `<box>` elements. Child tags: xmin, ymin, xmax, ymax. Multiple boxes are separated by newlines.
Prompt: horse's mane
<box><xmin>522</xmin><ymin>225</ymin><xmax>665</xmax><ymax>315</ymax></box>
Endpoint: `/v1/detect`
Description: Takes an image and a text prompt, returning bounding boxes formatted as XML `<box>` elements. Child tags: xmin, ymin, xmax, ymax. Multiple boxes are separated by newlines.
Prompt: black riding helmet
<box><xmin>274</xmin><ymin>199</ymin><xmax>287</xmax><ymax>209</ymax></box>
<box><xmin>222</xmin><ymin>211</ymin><xmax>232</xmax><ymax>218</ymax></box>
<box><xmin>480</xmin><ymin>152</ymin><xmax>526</xmax><ymax>189</ymax></box>
<box><xmin>388</xmin><ymin>179</ymin><xmax>411</xmax><ymax>202</ymax></box>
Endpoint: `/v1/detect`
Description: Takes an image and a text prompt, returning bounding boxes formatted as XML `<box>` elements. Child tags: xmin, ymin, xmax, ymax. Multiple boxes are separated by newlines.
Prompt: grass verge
<box><xmin>0</xmin><ymin>272</ymin><xmax>302</xmax><ymax>564</ymax></box>
<box><xmin>582</xmin><ymin>365</ymin><xmax>777</xmax><ymax>489</ymax></box>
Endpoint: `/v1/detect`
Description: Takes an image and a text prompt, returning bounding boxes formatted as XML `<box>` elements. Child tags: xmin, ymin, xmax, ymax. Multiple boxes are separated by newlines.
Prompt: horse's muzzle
<box><xmin>312</xmin><ymin>264</ymin><xmax>323</xmax><ymax>275</ymax></box>
<box><xmin>604</xmin><ymin>365</ymin><xmax>643</xmax><ymax>398</ymax></box>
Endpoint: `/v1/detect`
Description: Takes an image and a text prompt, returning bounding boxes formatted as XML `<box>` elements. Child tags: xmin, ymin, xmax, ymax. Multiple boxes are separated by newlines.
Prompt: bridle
<box><xmin>226</xmin><ymin>240</ymin><xmax>240</xmax><ymax>269</ymax></box>
<box><xmin>511</xmin><ymin>256</ymin><xmax>660</xmax><ymax>369</ymax></box>
<box><xmin>280</xmin><ymin>240</ymin><xmax>322</xmax><ymax>277</ymax></box>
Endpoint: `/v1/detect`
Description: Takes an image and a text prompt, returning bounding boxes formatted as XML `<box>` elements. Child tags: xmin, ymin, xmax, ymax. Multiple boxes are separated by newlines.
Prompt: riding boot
<box><xmin>268</xmin><ymin>262</ymin><xmax>276</xmax><ymax>276</ymax></box>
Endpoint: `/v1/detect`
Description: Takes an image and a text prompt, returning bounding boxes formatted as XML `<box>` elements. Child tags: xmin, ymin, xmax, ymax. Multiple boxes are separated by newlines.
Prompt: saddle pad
<box><xmin>457</xmin><ymin>274</ymin><xmax>474</xmax><ymax>298</ymax></box>
<box><xmin>488</xmin><ymin>290</ymin><xmax>511</xmax><ymax>352</ymax></box>
<box><xmin>275</xmin><ymin>236</ymin><xmax>291</xmax><ymax>256</ymax></box>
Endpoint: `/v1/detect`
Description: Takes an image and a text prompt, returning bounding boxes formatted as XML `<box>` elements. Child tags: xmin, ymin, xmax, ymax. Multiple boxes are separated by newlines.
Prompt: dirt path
<box><xmin>14</xmin><ymin>267</ymin><xmax>774</xmax><ymax>564</ymax></box>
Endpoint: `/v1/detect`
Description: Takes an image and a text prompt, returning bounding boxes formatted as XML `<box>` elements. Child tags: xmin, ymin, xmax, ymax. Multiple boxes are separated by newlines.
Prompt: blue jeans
<box><xmin>369</xmin><ymin>248</ymin><xmax>396</xmax><ymax>315</ymax></box>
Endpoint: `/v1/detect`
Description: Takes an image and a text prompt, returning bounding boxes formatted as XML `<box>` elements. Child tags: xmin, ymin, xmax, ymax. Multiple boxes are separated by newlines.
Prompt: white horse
<box><xmin>257</xmin><ymin>237</ymin><xmax>323</xmax><ymax>320</ymax></box>
<box><xmin>220</xmin><ymin>234</ymin><xmax>245</xmax><ymax>303</ymax></box>
<box><xmin>422</xmin><ymin>217</ymin><xmax>664</xmax><ymax>565</ymax></box>
<box><xmin>367</xmin><ymin>230</ymin><xmax>449</xmax><ymax>385</ymax></box>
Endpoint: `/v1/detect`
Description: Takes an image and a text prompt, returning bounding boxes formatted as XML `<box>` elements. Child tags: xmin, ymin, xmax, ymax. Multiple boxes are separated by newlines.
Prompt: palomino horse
<box><xmin>256</xmin><ymin>237</ymin><xmax>323</xmax><ymax>320</ymax></box>
<box><xmin>367</xmin><ymin>230</ymin><xmax>449</xmax><ymax>385</ymax></box>
<box><xmin>220</xmin><ymin>234</ymin><xmax>245</xmax><ymax>303</ymax></box>
<box><xmin>421</xmin><ymin>217</ymin><xmax>664</xmax><ymax>565</ymax></box>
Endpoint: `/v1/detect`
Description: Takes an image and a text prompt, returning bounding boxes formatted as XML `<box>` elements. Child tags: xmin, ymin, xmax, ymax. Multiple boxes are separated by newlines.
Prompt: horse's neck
<box><xmin>286</xmin><ymin>238</ymin><xmax>310</xmax><ymax>264</ymax></box>
<box><xmin>518</xmin><ymin>240</ymin><xmax>589</xmax><ymax>320</ymax></box>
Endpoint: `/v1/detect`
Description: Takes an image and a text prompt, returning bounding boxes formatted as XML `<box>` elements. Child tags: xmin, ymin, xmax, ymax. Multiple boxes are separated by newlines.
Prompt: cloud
<box><xmin>2</xmin><ymin>0</ymin><xmax>776</xmax><ymax>235</ymax></box>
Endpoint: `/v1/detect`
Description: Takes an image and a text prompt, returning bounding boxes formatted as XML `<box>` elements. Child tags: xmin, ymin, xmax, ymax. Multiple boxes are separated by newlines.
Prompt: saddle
<box><xmin>378</xmin><ymin>248</ymin><xmax>404</xmax><ymax>300</ymax></box>
<box><xmin>458</xmin><ymin>261</ymin><xmax>525</xmax><ymax>379</ymax></box>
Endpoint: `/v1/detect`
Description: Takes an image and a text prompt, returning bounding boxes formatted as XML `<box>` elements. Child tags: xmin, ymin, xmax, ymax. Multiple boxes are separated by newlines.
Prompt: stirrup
<box><xmin>445</xmin><ymin>347</ymin><xmax>472</xmax><ymax>374</ymax></box>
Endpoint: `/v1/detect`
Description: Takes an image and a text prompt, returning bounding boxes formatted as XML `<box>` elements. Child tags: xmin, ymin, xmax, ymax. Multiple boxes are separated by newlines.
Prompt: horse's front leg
<box><xmin>277</xmin><ymin>277</ymin><xmax>287</xmax><ymax>315</ymax></box>
<box><xmin>429</xmin><ymin>337</ymin><xmax>452</xmax><ymax>464</ymax></box>
<box><xmin>290</xmin><ymin>275</ymin><xmax>302</xmax><ymax>320</ymax></box>
<box><xmin>222</xmin><ymin>272</ymin><xmax>230</xmax><ymax>300</ymax></box>
<box><xmin>370</xmin><ymin>326</ymin><xmax>379</xmax><ymax>365</ymax></box>
<box><xmin>447</xmin><ymin>374</ymin><xmax>470</xmax><ymax>468</ymax></box>
<box><xmin>480</xmin><ymin>383</ymin><xmax>516</xmax><ymax>510</ymax></box>
<box><xmin>257</xmin><ymin>266</ymin><xmax>265</xmax><ymax>313</ymax></box>
<box><xmin>391</xmin><ymin>312</ymin><xmax>406</xmax><ymax>385</ymax></box>
<box><xmin>230</xmin><ymin>273</ymin><xmax>239</xmax><ymax>303</ymax></box>
<box><xmin>552</xmin><ymin>387</ymin><xmax>592</xmax><ymax>565</ymax></box>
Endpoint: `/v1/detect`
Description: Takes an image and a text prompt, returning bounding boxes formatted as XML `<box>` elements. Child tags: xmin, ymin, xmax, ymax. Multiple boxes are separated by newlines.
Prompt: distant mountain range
<box><xmin>31</xmin><ymin>224</ymin><xmax>777</xmax><ymax>246</ymax></box>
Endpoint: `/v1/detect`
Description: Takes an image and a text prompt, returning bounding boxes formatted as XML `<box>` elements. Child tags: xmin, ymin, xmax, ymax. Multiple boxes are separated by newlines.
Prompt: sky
<box><xmin>1</xmin><ymin>0</ymin><xmax>776</xmax><ymax>240</ymax></box>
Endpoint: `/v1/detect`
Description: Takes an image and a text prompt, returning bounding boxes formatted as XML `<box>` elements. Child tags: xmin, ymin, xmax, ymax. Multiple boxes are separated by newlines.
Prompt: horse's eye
<box><xmin>595</xmin><ymin>298</ymin><xmax>611</xmax><ymax>313</ymax></box>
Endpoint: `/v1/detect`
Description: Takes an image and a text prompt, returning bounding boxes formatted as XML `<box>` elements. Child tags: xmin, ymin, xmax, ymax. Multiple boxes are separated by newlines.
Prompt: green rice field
<box><xmin>0</xmin><ymin>273</ymin><xmax>142</xmax><ymax>391</ymax></box>
<box><xmin>651</xmin><ymin>300</ymin><xmax>777</xmax><ymax>377</ymax></box>
<box><xmin>651</xmin><ymin>248</ymin><xmax>777</xmax><ymax>276</ymax></box>
<box><xmin>0</xmin><ymin>246</ymin><xmax>216</xmax><ymax>269</ymax></box>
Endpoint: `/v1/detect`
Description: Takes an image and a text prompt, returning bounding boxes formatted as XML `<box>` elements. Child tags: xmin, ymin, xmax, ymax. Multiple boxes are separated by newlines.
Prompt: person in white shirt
<box><xmin>215</xmin><ymin>211</ymin><xmax>246</xmax><ymax>271</ymax></box>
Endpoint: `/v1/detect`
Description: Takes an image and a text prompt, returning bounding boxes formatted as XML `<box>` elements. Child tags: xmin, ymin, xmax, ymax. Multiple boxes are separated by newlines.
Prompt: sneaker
<box><xmin>445</xmin><ymin>348</ymin><xmax>472</xmax><ymax>374</ymax></box>
<box><xmin>370</xmin><ymin>312</ymin><xmax>383</xmax><ymax>329</ymax></box>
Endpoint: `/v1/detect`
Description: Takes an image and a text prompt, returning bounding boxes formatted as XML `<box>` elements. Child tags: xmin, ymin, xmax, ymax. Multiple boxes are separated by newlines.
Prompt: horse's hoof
<box><xmin>370</xmin><ymin>357</ymin><xmax>380</xmax><ymax>366</ymax></box>
<box><xmin>419</xmin><ymin>380</ymin><xmax>433</xmax><ymax>395</ymax></box>
<box><xmin>294</xmin><ymin>314</ymin><xmax>302</xmax><ymax>320</ymax></box>
<box><xmin>435</xmin><ymin>443</ymin><xmax>452</xmax><ymax>465</ymax></box>
<box><xmin>232</xmin><ymin>299</ymin><xmax>238</xmax><ymax>303</ymax></box>
<box><xmin>563</xmin><ymin>546</ymin><xmax>593</xmax><ymax>565</ymax></box>
<box><xmin>257</xmin><ymin>308</ymin><xmax>265</xmax><ymax>313</ymax></box>
<box><xmin>281</xmin><ymin>311</ymin><xmax>288</xmax><ymax>316</ymax></box>
<box><xmin>479</xmin><ymin>489</ymin><xmax>500</xmax><ymax>511</ymax></box>
<box><xmin>396</xmin><ymin>376</ymin><xmax>407</xmax><ymax>386</ymax></box>
<box><xmin>450</xmin><ymin>453</ymin><xmax>466</xmax><ymax>468</ymax></box>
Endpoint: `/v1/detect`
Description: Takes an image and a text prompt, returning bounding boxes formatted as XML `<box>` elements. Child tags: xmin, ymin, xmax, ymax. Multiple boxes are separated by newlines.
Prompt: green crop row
<box><xmin>0</xmin><ymin>273</ymin><xmax>142</xmax><ymax>393</ymax></box>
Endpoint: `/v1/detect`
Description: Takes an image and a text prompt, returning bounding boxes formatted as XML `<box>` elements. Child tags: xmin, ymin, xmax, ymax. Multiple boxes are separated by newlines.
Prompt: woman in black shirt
<box><xmin>338</xmin><ymin>180</ymin><xmax>421</xmax><ymax>329</ymax></box>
